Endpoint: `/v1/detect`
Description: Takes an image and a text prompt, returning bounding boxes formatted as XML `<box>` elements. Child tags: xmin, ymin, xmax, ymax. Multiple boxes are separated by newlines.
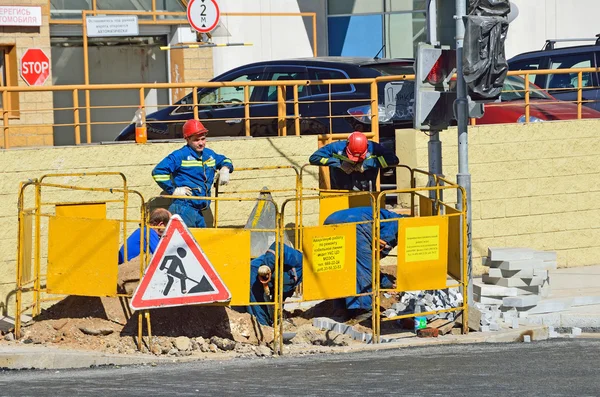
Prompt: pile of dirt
<box><xmin>6</xmin><ymin>294</ymin><xmax>275</xmax><ymax>356</ymax></box>
<box><xmin>1</xmin><ymin>263</ymin><xmax>402</xmax><ymax>355</ymax></box>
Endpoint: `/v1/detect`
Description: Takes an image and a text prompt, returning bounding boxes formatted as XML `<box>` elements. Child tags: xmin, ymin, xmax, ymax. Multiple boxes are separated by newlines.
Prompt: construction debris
<box><xmin>383</xmin><ymin>288</ymin><xmax>463</xmax><ymax>321</ymax></box>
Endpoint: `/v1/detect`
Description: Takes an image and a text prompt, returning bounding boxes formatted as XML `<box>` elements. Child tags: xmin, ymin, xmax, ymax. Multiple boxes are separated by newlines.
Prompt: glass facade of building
<box><xmin>327</xmin><ymin>0</ymin><xmax>426</xmax><ymax>58</ymax></box>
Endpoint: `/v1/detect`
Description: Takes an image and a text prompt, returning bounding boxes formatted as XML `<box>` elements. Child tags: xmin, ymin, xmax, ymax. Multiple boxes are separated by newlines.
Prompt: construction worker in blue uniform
<box><xmin>309</xmin><ymin>131</ymin><xmax>399</xmax><ymax>191</ymax></box>
<box><xmin>118</xmin><ymin>208</ymin><xmax>171</xmax><ymax>264</ymax></box>
<box><xmin>152</xmin><ymin>119</ymin><xmax>234</xmax><ymax>228</ymax></box>
<box><xmin>324</xmin><ymin>206</ymin><xmax>406</xmax><ymax>313</ymax></box>
<box><xmin>247</xmin><ymin>242</ymin><xmax>303</xmax><ymax>326</ymax></box>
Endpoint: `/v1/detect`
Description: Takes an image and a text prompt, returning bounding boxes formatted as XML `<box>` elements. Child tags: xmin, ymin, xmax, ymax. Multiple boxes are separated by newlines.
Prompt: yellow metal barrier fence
<box><xmin>374</xmin><ymin>179</ymin><xmax>469</xmax><ymax>340</ymax></box>
<box><xmin>15</xmin><ymin>172</ymin><xmax>145</xmax><ymax>339</ymax></box>
<box><xmin>15</xmin><ymin>166</ymin><xmax>466</xmax><ymax>351</ymax></box>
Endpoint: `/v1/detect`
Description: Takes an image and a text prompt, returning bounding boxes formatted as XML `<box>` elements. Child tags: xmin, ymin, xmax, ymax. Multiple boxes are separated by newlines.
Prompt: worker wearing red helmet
<box><xmin>152</xmin><ymin>119</ymin><xmax>234</xmax><ymax>228</ymax></box>
<box><xmin>309</xmin><ymin>131</ymin><xmax>399</xmax><ymax>191</ymax></box>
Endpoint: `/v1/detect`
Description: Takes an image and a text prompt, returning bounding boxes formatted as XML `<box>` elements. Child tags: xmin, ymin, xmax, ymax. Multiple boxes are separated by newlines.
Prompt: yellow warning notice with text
<box><xmin>405</xmin><ymin>225</ymin><xmax>440</xmax><ymax>262</ymax></box>
<box><xmin>312</xmin><ymin>235</ymin><xmax>345</xmax><ymax>273</ymax></box>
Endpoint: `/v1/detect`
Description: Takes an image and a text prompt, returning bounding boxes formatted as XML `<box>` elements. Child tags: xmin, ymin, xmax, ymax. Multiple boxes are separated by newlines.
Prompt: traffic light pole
<box><xmin>455</xmin><ymin>0</ymin><xmax>473</xmax><ymax>305</ymax></box>
<box><xmin>426</xmin><ymin>0</ymin><xmax>443</xmax><ymax>202</ymax></box>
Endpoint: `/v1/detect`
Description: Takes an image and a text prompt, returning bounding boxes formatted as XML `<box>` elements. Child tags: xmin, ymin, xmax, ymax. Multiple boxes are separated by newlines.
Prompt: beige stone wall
<box><xmin>0</xmin><ymin>0</ymin><xmax>53</xmax><ymax>148</ymax></box>
<box><xmin>406</xmin><ymin>119</ymin><xmax>600</xmax><ymax>275</ymax></box>
<box><xmin>0</xmin><ymin>135</ymin><xmax>318</xmax><ymax>315</ymax></box>
<box><xmin>183</xmin><ymin>47</ymin><xmax>214</xmax><ymax>83</ymax></box>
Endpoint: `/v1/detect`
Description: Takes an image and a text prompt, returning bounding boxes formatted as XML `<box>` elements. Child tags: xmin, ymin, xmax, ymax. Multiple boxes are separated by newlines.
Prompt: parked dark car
<box><xmin>508</xmin><ymin>37</ymin><xmax>600</xmax><ymax>112</ymax></box>
<box><xmin>115</xmin><ymin>57</ymin><xmax>415</xmax><ymax>142</ymax></box>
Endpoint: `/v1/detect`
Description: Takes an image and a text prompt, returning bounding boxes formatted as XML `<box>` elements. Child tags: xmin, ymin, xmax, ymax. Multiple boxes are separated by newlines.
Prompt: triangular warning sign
<box><xmin>130</xmin><ymin>215</ymin><xmax>231</xmax><ymax>310</ymax></box>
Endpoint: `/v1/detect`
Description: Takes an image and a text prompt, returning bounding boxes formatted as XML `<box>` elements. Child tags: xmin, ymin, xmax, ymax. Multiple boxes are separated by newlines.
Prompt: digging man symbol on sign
<box><xmin>158</xmin><ymin>246</ymin><xmax>216</xmax><ymax>296</ymax></box>
<box><xmin>159</xmin><ymin>247</ymin><xmax>189</xmax><ymax>295</ymax></box>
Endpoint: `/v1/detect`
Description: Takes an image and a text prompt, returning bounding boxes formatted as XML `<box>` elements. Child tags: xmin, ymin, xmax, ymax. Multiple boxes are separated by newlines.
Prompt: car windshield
<box><xmin>501</xmin><ymin>75</ymin><xmax>551</xmax><ymax>101</ymax></box>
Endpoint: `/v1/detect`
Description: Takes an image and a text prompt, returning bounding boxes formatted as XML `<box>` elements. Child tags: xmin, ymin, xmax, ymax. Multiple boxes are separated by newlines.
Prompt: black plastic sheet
<box><xmin>463</xmin><ymin>0</ymin><xmax>510</xmax><ymax>101</ymax></box>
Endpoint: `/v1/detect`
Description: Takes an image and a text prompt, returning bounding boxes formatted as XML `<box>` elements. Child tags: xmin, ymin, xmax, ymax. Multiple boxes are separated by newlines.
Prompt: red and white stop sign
<box><xmin>20</xmin><ymin>48</ymin><xmax>50</xmax><ymax>86</ymax></box>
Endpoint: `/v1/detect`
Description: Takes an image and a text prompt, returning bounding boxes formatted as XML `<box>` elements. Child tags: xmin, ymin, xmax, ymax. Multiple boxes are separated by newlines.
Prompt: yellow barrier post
<box><xmin>244</xmin><ymin>85</ymin><xmax>250</xmax><ymax>136</ymax></box>
<box><xmin>193</xmin><ymin>86</ymin><xmax>199</xmax><ymax>121</ymax></box>
<box><xmin>524</xmin><ymin>74</ymin><xmax>530</xmax><ymax>124</ymax></box>
<box><xmin>577</xmin><ymin>71</ymin><xmax>583</xmax><ymax>119</ymax></box>
<box><xmin>293</xmin><ymin>84</ymin><xmax>300</xmax><ymax>135</ymax></box>
<box><xmin>371</xmin><ymin>195</ymin><xmax>380</xmax><ymax>342</ymax></box>
<box><xmin>73</xmin><ymin>89</ymin><xmax>80</xmax><ymax>145</ymax></box>
<box><xmin>277</xmin><ymin>85</ymin><xmax>287</xmax><ymax>136</ymax></box>
<box><xmin>2</xmin><ymin>90</ymin><xmax>8</xmax><ymax>148</ymax></box>
<box><xmin>33</xmin><ymin>182</ymin><xmax>41</xmax><ymax>316</ymax></box>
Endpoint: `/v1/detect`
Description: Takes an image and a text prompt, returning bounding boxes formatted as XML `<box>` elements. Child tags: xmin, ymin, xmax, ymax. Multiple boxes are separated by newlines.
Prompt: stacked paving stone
<box><xmin>475</xmin><ymin>247</ymin><xmax>557</xmax><ymax>331</ymax></box>
<box><xmin>383</xmin><ymin>288</ymin><xmax>463</xmax><ymax>321</ymax></box>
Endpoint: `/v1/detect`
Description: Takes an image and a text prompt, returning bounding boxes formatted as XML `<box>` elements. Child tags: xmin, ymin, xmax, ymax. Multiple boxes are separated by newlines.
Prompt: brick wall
<box><xmin>183</xmin><ymin>47</ymin><xmax>214</xmax><ymax>82</ymax></box>
<box><xmin>0</xmin><ymin>0</ymin><xmax>53</xmax><ymax>148</ymax></box>
<box><xmin>407</xmin><ymin>119</ymin><xmax>600</xmax><ymax>275</ymax></box>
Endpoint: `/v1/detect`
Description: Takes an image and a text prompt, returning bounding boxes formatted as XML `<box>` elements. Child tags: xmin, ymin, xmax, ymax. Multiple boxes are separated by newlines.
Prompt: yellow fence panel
<box><xmin>47</xmin><ymin>216</ymin><xmax>119</xmax><ymax>296</ymax></box>
<box><xmin>302</xmin><ymin>223</ymin><xmax>357</xmax><ymax>301</ymax></box>
<box><xmin>396</xmin><ymin>215</ymin><xmax>449</xmax><ymax>291</ymax></box>
<box><xmin>419</xmin><ymin>194</ymin><xmax>433</xmax><ymax>217</ymax></box>
<box><xmin>318</xmin><ymin>192</ymin><xmax>373</xmax><ymax>225</ymax></box>
<box><xmin>446</xmin><ymin>206</ymin><xmax>462</xmax><ymax>281</ymax></box>
<box><xmin>55</xmin><ymin>202</ymin><xmax>107</xmax><ymax>219</ymax></box>
<box><xmin>190</xmin><ymin>228</ymin><xmax>251</xmax><ymax>306</ymax></box>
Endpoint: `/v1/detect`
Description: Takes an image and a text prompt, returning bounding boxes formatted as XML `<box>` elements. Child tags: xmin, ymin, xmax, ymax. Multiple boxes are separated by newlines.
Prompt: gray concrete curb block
<box><xmin>313</xmin><ymin>317</ymin><xmax>401</xmax><ymax>344</ymax></box>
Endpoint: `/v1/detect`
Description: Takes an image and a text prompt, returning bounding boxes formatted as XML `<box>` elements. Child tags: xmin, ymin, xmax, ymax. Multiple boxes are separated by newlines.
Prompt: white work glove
<box><xmin>340</xmin><ymin>161</ymin><xmax>355</xmax><ymax>174</ymax></box>
<box><xmin>219</xmin><ymin>167</ymin><xmax>230</xmax><ymax>185</ymax></box>
<box><xmin>173</xmin><ymin>186</ymin><xmax>192</xmax><ymax>196</ymax></box>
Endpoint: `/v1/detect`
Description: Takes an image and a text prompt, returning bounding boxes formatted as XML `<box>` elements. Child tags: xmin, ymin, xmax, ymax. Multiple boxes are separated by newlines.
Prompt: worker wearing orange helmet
<box><xmin>309</xmin><ymin>131</ymin><xmax>399</xmax><ymax>191</ymax></box>
<box><xmin>152</xmin><ymin>119</ymin><xmax>234</xmax><ymax>228</ymax></box>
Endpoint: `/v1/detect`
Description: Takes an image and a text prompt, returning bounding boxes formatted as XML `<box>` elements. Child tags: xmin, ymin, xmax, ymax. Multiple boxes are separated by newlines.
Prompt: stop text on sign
<box><xmin>22</xmin><ymin>60</ymin><xmax>49</xmax><ymax>75</ymax></box>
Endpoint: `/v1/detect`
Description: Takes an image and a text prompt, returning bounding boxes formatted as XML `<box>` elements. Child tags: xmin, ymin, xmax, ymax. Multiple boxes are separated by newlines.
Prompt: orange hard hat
<box><xmin>346</xmin><ymin>131</ymin><xmax>368</xmax><ymax>162</ymax></box>
<box><xmin>182</xmin><ymin>119</ymin><xmax>208</xmax><ymax>139</ymax></box>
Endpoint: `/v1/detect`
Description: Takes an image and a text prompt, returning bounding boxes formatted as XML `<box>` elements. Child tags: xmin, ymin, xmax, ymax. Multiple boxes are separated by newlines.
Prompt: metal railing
<box><xmin>2</xmin><ymin>67</ymin><xmax>600</xmax><ymax>149</ymax></box>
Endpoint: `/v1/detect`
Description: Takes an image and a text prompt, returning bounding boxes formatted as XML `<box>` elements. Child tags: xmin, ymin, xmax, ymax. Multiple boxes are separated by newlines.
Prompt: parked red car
<box><xmin>475</xmin><ymin>75</ymin><xmax>600</xmax><ymax>124</ymax></box>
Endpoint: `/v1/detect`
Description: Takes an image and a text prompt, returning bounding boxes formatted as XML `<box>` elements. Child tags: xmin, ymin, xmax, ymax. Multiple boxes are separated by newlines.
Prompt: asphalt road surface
<box><xmin>1</xmin><ymin>339</ymin><xmax>599</xmax><ymax>396</ymax></box>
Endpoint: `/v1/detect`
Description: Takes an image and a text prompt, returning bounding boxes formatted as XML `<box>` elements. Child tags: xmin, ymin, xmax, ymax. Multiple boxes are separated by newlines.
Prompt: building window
<box><xmin>0</xmin><ymin>46</ymin><xmax>19</xmax><ymax>117</ymax></box>
<box><xmin>327</xmin><ymin>0</ymin><xmax>426</xmax><ymax>59</ymax></box>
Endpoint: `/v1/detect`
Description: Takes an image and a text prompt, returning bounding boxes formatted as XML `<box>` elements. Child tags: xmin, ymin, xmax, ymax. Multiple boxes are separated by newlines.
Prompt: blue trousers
<box><xmin>168</xmin><ymin>200</ymin><xmax>206</xmax><ymax>228</ymax></box>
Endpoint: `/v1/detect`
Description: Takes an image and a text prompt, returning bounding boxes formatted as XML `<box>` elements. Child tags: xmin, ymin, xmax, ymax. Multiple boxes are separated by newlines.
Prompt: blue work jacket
<box><xmin>118</xmin><ymin>227</ymin><xmax>160</xmax><ymax>265</ymax></box>
<box><xmin>324</xmin><ymin>207</ymin><xmax>406</xmax><ymax>310</ymax></box>
<box><xmin>152</xmin><ymin>145</ymin><xmax>233</xmax><ymax>209</ymax></box>
<box><xmin>309</xmin><ymin>140</ymin><xmax>399</xmax><ymax>191</ymax></box>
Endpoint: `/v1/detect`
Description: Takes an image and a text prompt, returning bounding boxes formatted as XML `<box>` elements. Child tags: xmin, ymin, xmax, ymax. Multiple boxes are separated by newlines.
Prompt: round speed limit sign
<box><xmin>187</xmin><ymin>0</ymin><xmax>221</xmax><ymax>33</ymax></box>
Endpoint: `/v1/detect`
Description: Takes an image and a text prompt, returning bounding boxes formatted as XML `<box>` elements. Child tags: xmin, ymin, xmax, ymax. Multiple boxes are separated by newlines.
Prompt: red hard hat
<box><xmin>346</xmin><ymin>131</ymin><xmax>368</xmax><ymax>162</ymax></box>
<box><xmin>182</xmin><ymin>119</ymin><xmax>208</xmax><ymax>139</ymax></box>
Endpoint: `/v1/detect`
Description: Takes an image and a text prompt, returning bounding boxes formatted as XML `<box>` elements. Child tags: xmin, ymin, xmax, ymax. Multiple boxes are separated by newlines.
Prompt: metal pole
<box><xmin>82</xmin><ymin>11</ymin><xmax>92</xmax><ymax>143</ymax></box>
<box><xmin>427</xmin><ymin>132</ymin><xmax>443</xmax><ymax>201</ymax></box>
<box><xmin>455</xmin><ymin>0</ymin><xmax>473</xmax><ymax>305</ymax></box>
<box><xmin>426</xmin><ymin>0</ymin><xmax>443</xmax><ymax>201</ymax></box>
